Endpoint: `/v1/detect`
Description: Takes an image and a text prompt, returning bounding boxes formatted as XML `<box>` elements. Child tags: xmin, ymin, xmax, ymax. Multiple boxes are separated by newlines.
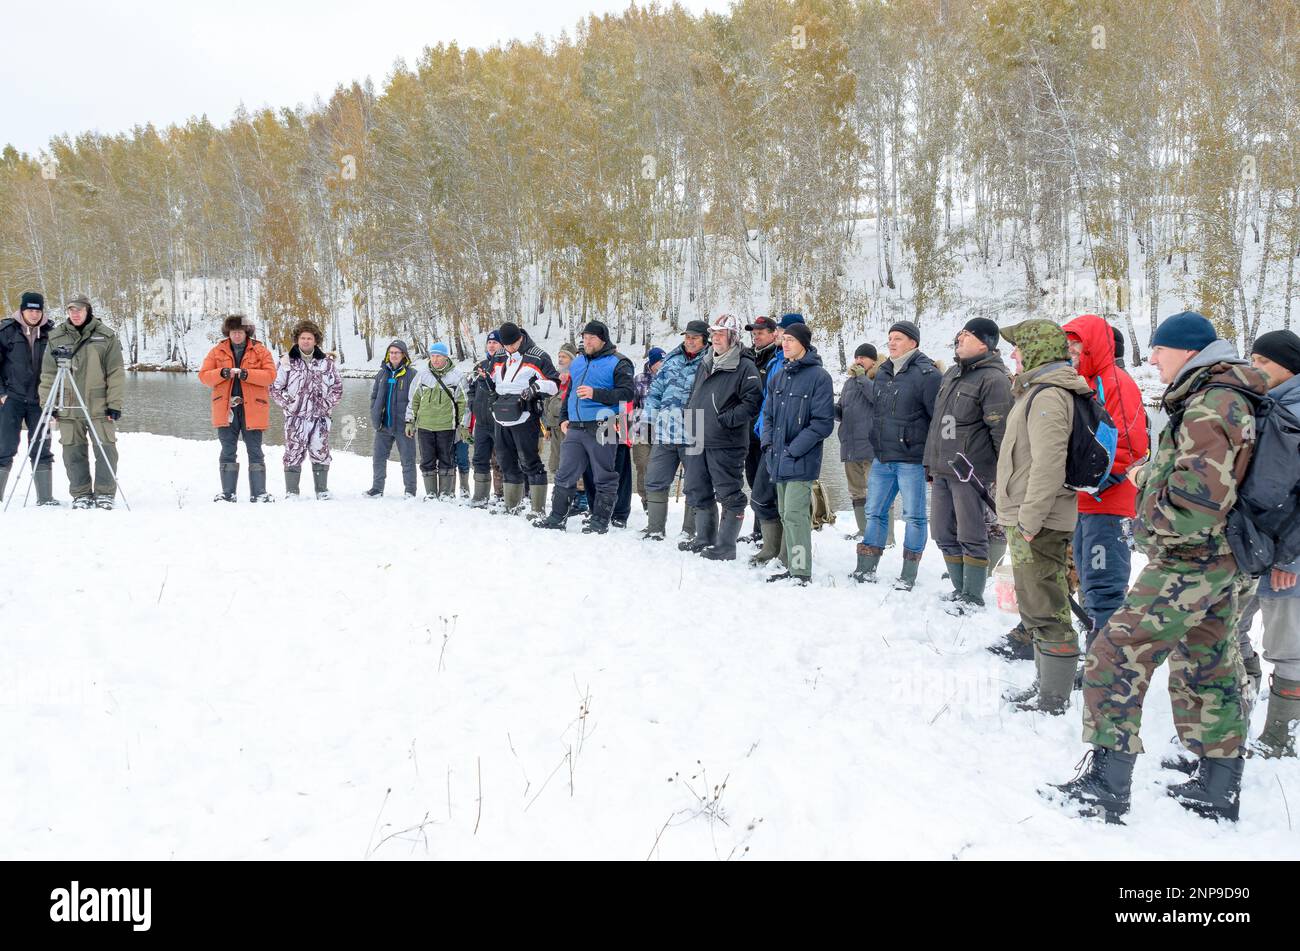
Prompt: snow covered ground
<box><xmin>2</xmin><ymin>433</ymin><xmax>1295</xmax><ymax>859</ymax></box>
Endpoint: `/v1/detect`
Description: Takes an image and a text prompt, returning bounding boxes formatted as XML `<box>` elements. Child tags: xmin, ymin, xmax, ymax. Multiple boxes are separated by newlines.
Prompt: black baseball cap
<box><xmin>745</xmin><ymin>316</ymin><xmax>777</xmax><ymax>332</ymax></box>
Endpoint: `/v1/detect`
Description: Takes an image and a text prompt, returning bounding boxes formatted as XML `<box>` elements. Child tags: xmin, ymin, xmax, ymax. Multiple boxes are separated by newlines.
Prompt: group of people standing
<box><xmin>6</xmin><ymin>289</ymin><xmax>1300</xmax><ymax>829</ymax></box>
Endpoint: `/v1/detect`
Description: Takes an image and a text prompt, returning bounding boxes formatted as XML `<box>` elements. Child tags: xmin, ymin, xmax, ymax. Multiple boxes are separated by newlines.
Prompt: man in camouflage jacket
<box><xmin>1053</xmin><ymin>312</ymin><xmax>1269</xmax><ymax>823</ymax></box>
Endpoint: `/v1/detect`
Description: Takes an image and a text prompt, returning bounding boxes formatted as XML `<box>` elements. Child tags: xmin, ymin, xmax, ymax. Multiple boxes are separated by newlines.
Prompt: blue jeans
<box><xmin>864</xmin><ymin>461</ymin><xmax>927</xmax><ymax>554</ymax></box>
<box><xmin>455</xmin><ymin>439</ymin><xmax>469</xmax><ymax>472</ymax></box>
<box><xmin>1073</xmin><ymin>513</ymin><xmax>1131</xmax><ymax>637</ymax></box>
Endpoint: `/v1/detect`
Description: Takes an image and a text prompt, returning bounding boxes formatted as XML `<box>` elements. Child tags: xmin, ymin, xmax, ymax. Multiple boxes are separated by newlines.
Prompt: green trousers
<box><xmin>1008</xmin><ymin>528</ymin><xmax>1075</xmax><ymax>655</ymax></box>
<box><xmin>777</xmin><ymin>480</ymin><xmax>814</xmax><ymax>578</ymax></box>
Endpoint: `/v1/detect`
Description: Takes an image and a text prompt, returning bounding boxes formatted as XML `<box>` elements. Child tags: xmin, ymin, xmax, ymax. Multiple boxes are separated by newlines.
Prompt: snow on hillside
<box><xmin>2</xmin><ymin>433</ymin><xmax>1294</xmax><ymax>859</ymax></box>
<box><xmin>121</xmin><ymin>208</ymin><xmax>1294</xmax><ymax>378</ymax></box>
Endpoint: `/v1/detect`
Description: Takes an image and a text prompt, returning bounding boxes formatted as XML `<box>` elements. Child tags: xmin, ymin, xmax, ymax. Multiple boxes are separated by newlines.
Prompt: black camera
<box><xmin>51</xmin><ymin>345</ymin><xmax>74</xmax><ymax>360</ymax></box>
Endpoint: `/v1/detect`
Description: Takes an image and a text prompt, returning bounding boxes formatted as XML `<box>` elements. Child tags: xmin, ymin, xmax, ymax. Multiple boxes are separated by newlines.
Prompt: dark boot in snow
<box><xmin>215</xmin><ymin>463</ymin><xmax>239</xmax><ymax>502</ymax></box>
<box><xmin>528</xmin><ymin>483</ymin><xmax>548</xmax><ymax>520</ymax></box>
<box><xmin>988</xmin><ymin>622</ymin><xmax>1035</xmax><ymax>661</ymax></box>
<box><xmin>642</xmin><ymin>490</ymin><xmax>669</xmax><ymax>540</ymax></box>
<box><xmin>850</xmin><ymin>544</ymin><xmax>882</xmax><ymax>583</ymax></box>
<box><xmin>502</xmin><ymin>482</ymin><xmax>525</xmax><ymax>514</ymax></box>
<box><xmin>938</xmin><ymin>556</ymin><xmax>964</xmax><ymax>601</ymax></box>
<box><xmin>1159</xmin><ymin>753</ymin><xmax>1199</xmax><ymax>775</ymax></box>
<box><xmin>249</xmin><ymin>463</ymin><xmax>274</xmax><ymax>502</ymax></box>
<box><xmin>679</xmin><ymin>504</ymin><xmax>696</xmax><ymax>542</ymax></box>
<box><xmin>1015</xmin><ymin>647</ymin><xmax>1077</xmax><ymax>716</ymax></box>
<box><xmin>1046</xmin><ymin>746</ymin><xmax>1137</xmax><ymax>824</ymax></box>
<box><xmin>748</xmin><ymin>520</ymin><xmax>783</xmax><ymax>567</ymax></box>
<box><xmin>284</xmin><ymin>466</ymin><xmax>302</xmax><ymax>497</ymax></box>
<box><xmin>313</xmin><ymin>464</ymin><xmax>331</xmax><ymax>499</ymax></box>
<box><xmin>893</xmin><ymin>549</ymin><xmax>922</xmax><ymax>591</ymax></box>
<box><xmin>680</xmin><ymin>504</ymin><xmax>717</xmax><ymax>552</ymax></box>
<box><xmin>1167</xmin><ymin>756</ymin><xmax>1244</xmax><ymax>822</ymax></box>
<box><xmin>535</xmin><ymin>485</ymin><xmax>572</xmax><ymax>531</ymax></box>
<box><xmin>702</xmin><ymin>508</ymin><xmax>745</xmax><ymax>560</ymax></box>
<box><xmin>583</xmin><ymin>489</ymin><xmax>616</xmax><ymax>535</ymax></box>
<box><xmin>35</xmin><ymin>463</ymin><xmax>58</xmax><ymax>506</ymax></box>
<box><xmin>458</xmin><ymin>467</ymin><xmax>471</xmax><ymax>498</ymax></box>
<box><xmin>0</xmin><ymin>464</ymin><xmax>9</xmax><ymax>504</ymax></box>
<box><xmin>422</xmin><ymin>471</ymin><xmax>437</xmax><ymax>499</ymax></box>
<box><xmin>471</xmin><ymin>473</ymin><xmax>491</xmax><ymax>508</ymax></box>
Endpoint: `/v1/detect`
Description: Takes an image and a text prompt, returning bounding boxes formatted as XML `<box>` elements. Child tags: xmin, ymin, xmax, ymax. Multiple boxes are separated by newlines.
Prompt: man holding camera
<box><xmin>38</xmin><ymin>295</ymin><xmax>125</xmax><ymax>510</ymax></box>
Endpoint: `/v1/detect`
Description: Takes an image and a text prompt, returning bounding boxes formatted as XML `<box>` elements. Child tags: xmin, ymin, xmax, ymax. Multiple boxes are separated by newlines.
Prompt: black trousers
<box><xmin>418</xmin><ymin>428</ymin><xmax>456</xmax><ymax>473</ymax></box>
<box><xmin>586</xmin><ymin>442</ymin><xmax>632</xmax><ymax>520</ymax></box>
<box><xmin>748</xmin><ymin>449</ymin><xmax>779</xmax><ymax>522</ymax></box>
<box><xmin>0</xmin><ymin>396</ymin><xmax>53</xmax><ymax>469</ymax></box>
<box><xmin>495</xmin><ymin>416</ymin><xmax>547</xmax><ymax>485</ymax></box>
<box><xmin>471</xmin><ymin>416</ymin><xmax>496</xmax><ymax>475</ymax></box>
<box><xmin>685</xmin><ymin>444</ymin><xmax>748</xmax><ymax>513</ymax></box>
<box><xmin>217</xmin><ymin>405</ymin><xmax>264</xmax><ymax>465</ymax></box>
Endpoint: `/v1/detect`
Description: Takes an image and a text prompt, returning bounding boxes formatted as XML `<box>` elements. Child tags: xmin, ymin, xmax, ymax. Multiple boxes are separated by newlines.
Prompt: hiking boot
<box><xmin>72</xmin><ymin>495</ymin><xmax>95</xmax><ymax>510</ymax></box>
<box><xmin>1167</xmin><ymin>756</ymin><xmax>1244</xmax><ymax>822</ymax></box>
<box><xmin>363</xmin><ymin>487</ymin><xmax>384</xmax><ymax>498</ymax></box>
<box><xmin>988</xmin><ymin>622</ymin><xmax>1035</xmax><ymax>661</ymax></box>
<box><xmin>95</xmin><ymin>496</ymin><xmax>115</xmax><ymax>510</ymax></box>
<box><xmin>1045</xmin><ymin>747</ymin><xmax>1136</xmax><ymax>824</ymax></box>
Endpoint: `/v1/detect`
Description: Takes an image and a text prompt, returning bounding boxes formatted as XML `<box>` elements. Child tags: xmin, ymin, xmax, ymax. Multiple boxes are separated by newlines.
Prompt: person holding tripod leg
<box><xmin>38</xmin><ymin>295</ymin><xmax>125</xmax><ymax>510</ymax></box>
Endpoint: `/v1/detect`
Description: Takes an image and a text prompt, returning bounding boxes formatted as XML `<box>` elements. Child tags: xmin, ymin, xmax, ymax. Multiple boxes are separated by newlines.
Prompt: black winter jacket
<box><xmin>869</xmin><ymin>349</ymin><xmax>941</xmax><ymax>464</ymax></box>
<box><xmin>0</xmin><ymin>314</ymin><xmax>51</xmax><ymax>403</ymax></box>
<box><xmin>685</xmin><ymin>346</ymin><xmax>763</xmax><ymax>450</ymax></box>
<box><xmin>922</xmin><ymin>350</ymin><xmax>1012</xmax><ymax>485</ymax></box>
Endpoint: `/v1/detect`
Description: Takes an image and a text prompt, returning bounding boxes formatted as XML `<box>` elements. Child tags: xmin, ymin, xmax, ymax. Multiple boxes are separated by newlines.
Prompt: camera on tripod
<box><xmin>50</xmin><ymin>345</ymin><xmax>74</xmax><ymax>364</ymax></box>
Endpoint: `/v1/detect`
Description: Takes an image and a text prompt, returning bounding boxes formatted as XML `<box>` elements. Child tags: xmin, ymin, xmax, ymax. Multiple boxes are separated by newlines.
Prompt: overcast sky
<box><xmin>1</xmin><ymin>0</ymin><xmax>732</xmax><ymax>156</ymax></box>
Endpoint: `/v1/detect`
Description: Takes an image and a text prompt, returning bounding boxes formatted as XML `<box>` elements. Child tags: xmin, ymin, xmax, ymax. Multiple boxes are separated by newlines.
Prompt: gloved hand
<box><xmin>220</xmin><ymin>367</ymin><xmax>231</xmax><ymax>379</ymax></box>
<box><xmin>404</xmin><ymin>422</ymin><xmax>415</xmax><ymax>439</ymax></box>
<box><xmin>106</xmin><ymin>408</ymin><xmax>121</xmax><ymax>421</ymax></box>
<box><xmin>237</xmin><ymin>368</ymin><xmax>248</xmax><ymax>381</ymax></box>
<box><xmin>520</xmin><ymin>381</ymin><xmax>541</xmax><ymax>402</ymax></box>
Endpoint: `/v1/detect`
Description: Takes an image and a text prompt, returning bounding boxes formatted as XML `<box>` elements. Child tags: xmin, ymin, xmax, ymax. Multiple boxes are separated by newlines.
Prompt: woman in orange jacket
<box><xmin>198</xmin><ymin>315</ymin><xmax>278</xmax><ymax>502</ymax></box>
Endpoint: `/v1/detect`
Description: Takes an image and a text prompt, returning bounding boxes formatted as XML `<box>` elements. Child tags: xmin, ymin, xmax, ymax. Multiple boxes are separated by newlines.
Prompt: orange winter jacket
<box><xmin>198</xmin><ymin>338</ymin><xmax>278</xmax><ymax>429</ymax></box>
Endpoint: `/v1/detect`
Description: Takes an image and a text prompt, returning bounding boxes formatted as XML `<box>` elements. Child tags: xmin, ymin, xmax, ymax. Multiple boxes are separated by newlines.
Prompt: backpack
<box><xmin>1025</xmin><ymin>385</ymin><xmax>1118</xmax><ymax>493</ymax></box>
<box><xmin>811</xmin><ymin>480</ymin><xmax>836</xmax><ymax>530</ymax></box>
<box><xmin>1172</xmin><ymin>384</ymin><xmax>1300</xmax><ymax>577</ymax></box>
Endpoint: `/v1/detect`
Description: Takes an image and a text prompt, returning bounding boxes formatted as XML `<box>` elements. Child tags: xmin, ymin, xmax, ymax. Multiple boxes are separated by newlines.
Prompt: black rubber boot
<box><xmin>679</xmin><ymin>504</ymin><xmax>717</xmax><ymax>552</ymax></box>
<box><xmin>0</xmin><ymin>464</ymin><xmax>8</xmax><ymax>504</ymax></box>
<box><xmin>422</xmin><ymin>471</ymin><xmax>437</xmax><ymax>499</ymax></box>
<box><xmin>313</xmin><ymin>464</ymin><xmax>331</xmax><ymax>499</ymax></box>
<box><xmin>1167</xmin><ymin>756</ymin><xmax>1244</xmax><ymax>822</ymax></box>
<box><xmin>583</xmin><ymin>488</ymin><xmax>616</xmax><ymax>534</ymax></box>
<box><xmin>249</xmin><ymin>463</ymin><xmax>274</xmax><ymax>502</ymax></box>
<box><xmin>471</xmin><ymin>473</ymin><xmax>491</xmax><ymax>508</ymax></box>
<box><xmin>535</xmin><ymin>485</ymin><xmax>572</xmax><ymax>531</ymax></box>
<box><xmin>216</xmin><ymin>463</ymin><xmax>239</xmax><ymax>502</ymax></box>
<box><xmin>35</xmin><ymin>462</ymin><xmax>58</xmax><ymax>506</ymax></box>
<box><xmin>1015</xmin><ymin>648</ymin><xmax>1077</xmax><ymax>716</ymax></box>
<box><xmin>642</xmin><ymin>490</ymin><xmax>669</xmax><ymax>540</ymax></box>
<box><xmin>702</xmin><ymin>508</ymin><xmax>745</xmax><ymax>560</ymax></box>
<box><xmin>285</xmin><ymin>466</ymin><xmax>302</xmax><ymax>497</ymax></box>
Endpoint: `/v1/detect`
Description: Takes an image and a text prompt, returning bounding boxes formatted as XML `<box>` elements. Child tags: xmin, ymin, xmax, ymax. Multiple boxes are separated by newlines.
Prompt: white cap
<box><xmin>708</xmin><ymin>314</ymin><xmax>741</xmax><ymax>335</ymax></box>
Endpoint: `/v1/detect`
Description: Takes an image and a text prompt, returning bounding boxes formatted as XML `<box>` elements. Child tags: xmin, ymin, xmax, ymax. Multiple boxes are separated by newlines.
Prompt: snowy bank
<box><xmin>1</xmin><ymin>433</ymin><xmax>1295</xmax><ymax>859</ymax></box>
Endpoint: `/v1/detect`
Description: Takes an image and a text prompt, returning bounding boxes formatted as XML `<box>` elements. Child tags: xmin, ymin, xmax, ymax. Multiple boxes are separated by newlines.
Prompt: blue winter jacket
<box><xmin>642</xmin><ymin>343</ymin><xmax>705</xmax><ymax>444</ymax></box>
<box><xmin>754</xmin><ymin>347</ymin><xmax>786</xmax><ymax>438</ymax></box>
<box><xmin>1259</xmin><ymin>373</ymin><xmax>1300</xmax><ymax>599</ymax></box>
<box><xmin>760</xmin><ymin>347</ymin><xmax>835</xmax><ymax>483</ymax></box>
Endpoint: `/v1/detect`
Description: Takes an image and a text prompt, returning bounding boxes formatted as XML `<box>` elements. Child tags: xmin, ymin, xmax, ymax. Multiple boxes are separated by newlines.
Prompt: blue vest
<box><xmin>567</xmin><ymin>351</ymin><xmax>618</xmax><ymax>421</ymax></box>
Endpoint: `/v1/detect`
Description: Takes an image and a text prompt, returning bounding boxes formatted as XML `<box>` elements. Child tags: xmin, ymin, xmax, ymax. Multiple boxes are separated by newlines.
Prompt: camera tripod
<box><xmin>2</xmin><ymin>354</ymin><xmax>130</xmax><ymax>512</ymax></box>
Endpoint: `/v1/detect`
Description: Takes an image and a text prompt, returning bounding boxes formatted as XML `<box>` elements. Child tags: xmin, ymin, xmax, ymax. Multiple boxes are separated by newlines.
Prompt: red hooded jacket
<box><xmin>1062</xmin><ymin>315</ymin><xmax>1149</xmax><ymax>517</ymax></box>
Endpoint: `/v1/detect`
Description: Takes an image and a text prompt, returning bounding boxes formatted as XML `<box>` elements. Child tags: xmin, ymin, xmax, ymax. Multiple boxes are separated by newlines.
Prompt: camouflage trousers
<box><xmin>1082</xmin><ymin>550</ymin><xmax>1247</xmax><ymax>758</ymax></box>
<box><xmin>1009</xmin><ymin>528</ymin><xmax>1077</xmax><ymax>656</ymax></box>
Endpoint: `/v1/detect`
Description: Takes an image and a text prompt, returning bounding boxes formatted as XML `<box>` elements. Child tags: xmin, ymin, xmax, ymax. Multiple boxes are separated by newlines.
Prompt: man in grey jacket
<box><xmin>836</xmin><ymin>343</ymin><xmax>877</xmax><ymax>538</ymax></box>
